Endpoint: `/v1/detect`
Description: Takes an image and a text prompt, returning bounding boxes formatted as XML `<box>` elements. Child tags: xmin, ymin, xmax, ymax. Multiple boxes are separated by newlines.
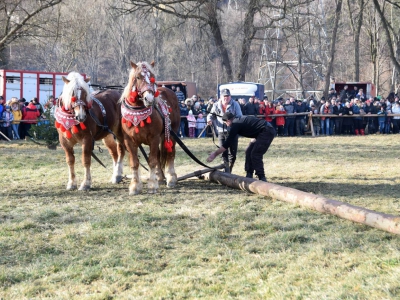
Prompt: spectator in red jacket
<box><xmin>274</xmin><ymin>104</ymin><xmax>286</xmax><ymax>136</ymax></box>
<box><xmin>264</xmin><ymin>100</ymin><xmax>275</xmax><ymax>123</ymax></box>
<box><xmin>21</xmin><ymin>101</ymin><xmax>40</xmax><ymax>139</ymax></box>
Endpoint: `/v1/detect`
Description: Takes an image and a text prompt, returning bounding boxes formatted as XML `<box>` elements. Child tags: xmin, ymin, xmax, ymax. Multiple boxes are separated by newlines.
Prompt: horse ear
<box><xmin>84</xmin><ymin>77</ymin><xmax>91</xmax><ymax>83</ymax></box>
<box><xmin>130</xmin><ymin>61</ymin><xmax>138</xmax><ymax>69</ymax></box>
<box><xmin>150</xmin><ymin>60</ymin><xmax>155</xmax><ymax>68</ymax></box>
<box><xmin>62</xmin><ymin>76</ymin><xmax>70</xmax><ymax>84</ymax></box>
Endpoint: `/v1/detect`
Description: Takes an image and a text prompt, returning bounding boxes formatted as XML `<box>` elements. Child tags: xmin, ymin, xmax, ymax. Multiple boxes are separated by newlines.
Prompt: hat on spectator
<box><xmin>5</xmin><ymin>105</ymin><xmax>10</xmax><ymax>109</ymax></box>
<box><xmin>0</xmin><ymin>96</ymin><xmax>3</xmax><ymax>100</ymax></box>
<box><xmin>221</xmin><ymin>89</ymin><xmax>231</xmax><ymax>96</ymax></box>
<box><xmin>222</xmin><ymin>111</ymin><xmax>235</xmax><ymax>121</ymax></box>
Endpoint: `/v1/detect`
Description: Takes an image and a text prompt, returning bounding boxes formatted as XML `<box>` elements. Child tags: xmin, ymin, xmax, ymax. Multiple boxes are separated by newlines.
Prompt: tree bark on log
<box><xmin>205</xmin><ymin>171</ymin><xmax>400</xmax><ymax>235</ymax></box>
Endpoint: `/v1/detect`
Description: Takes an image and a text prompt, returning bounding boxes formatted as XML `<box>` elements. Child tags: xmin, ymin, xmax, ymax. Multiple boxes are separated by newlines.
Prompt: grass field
<box><xmin>1</xmin><ymin>135</ymin><xmax>400</xmax><ymax>299</ymax></box>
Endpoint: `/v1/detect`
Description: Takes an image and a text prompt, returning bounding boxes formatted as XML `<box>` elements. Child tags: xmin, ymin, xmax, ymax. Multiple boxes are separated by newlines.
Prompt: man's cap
<box><xmin>222</xmin><ymin>111</ymin><xmax>235</xmax><ymax>121</ymax></box>
<box><xmin>221</xmin><ymin>89</ymin><xmax>231</xmax><ymax>96</ymax></box>
<box><xmin>5</xmin><ymin>105</ymin><xmax>10</xmax><ymax>109</ymax></box>
<box><xmin>0</xmin><ymin>96</ymin><xmax>3</xmax><ymax>100</ymax></box>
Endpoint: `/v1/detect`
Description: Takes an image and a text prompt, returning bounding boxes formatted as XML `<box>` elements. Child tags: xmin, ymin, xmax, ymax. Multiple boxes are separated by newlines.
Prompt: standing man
<box><xmin>207</xmin><ymin>88</ymin><xmax>242</xmax><ymax>173</ymax></box>
<box><xmin>175</xmin><ymin>86</ymin><xmax>185</xmax><ymax>103</ymax></box>
<box><xmin>207</xmin><ymin>112</ymin><xmax>276</xmax><ymax>182</ymax></box>
<box><xmin>244</xmin><ymin>95</ymin><xmax>258</xmax><ymax>116</ymax></box>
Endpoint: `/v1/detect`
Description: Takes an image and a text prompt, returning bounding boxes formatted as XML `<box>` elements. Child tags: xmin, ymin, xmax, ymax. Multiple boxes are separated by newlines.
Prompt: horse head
<box><xmin>61</xmin><ymin>72</ymin><xmax>91</xmax><ymax>122</ymax></box>
<box><xmin>123</xmin><ymin>61</ymin><xmax>158</xmax><ymax>107</ymax></box>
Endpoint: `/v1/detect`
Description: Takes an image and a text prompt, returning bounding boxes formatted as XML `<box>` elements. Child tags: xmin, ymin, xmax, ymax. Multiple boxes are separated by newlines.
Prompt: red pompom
<box><xmin>72</xmin><ymin>125</ymin><xmax>79</xmax><ymax>134</ymax></box>
<box><xmin>80</xmin><ymin>122</ymin><xmax>86</xmax><ymax>130</ymax></box>
<box><xmin>150</xmin><ymin>77</ymin><xmax>155</xmax><ymax>83</ymax></box>
<box><xmin>164</xmin><ymin>140</ymin><xmax>173</xmax><ymax>153</ymax></box>
<box><xmin>140</xmin><ymin>120</ymin><xmax>145</xmax><ymax>127</ymax></box>
<box><xmin>127</xmin><ymin>121</ymin><xmax>132</xmax><ymax>128</ymax></box>
<box><xmin>60</xmin><ymin>126</ymin><xmax>66</xmax><ymax>132</ymax></box>
<box><xmin>66</xmin><ymin>130</ymin><xmax>72</xmax><ymax>139</ymax></box>
<box><xmin>146</xmin><ymin>116</ymin><xmax>151</xmax><ymax>124</ymax></box>
<box><xmin>55</xmin><ymin>121</ymin><xmax>60</xmax><ymax>129</ymax></box>
<box><xmin>122</xmin><ymin>118</ymin><xmax>126</xmax><ymax>124</ymax></box>
<box><xmin>154</xmin><ymin>90</ymin><xmax>160</xmax><ymax>97</ymax></box>
<box><xmin>134</xmin><ymin>127</ymin><xmax>139</xmax><ymax>133</ymax></box>
<box><xmin>168</xmin><ymin>107</ymin><xmax>172</xmax><ymax>113</ymax></box>
<box><xmin>71</xmin><ymin>96</ymin><xmax>77</xmax><ymax>102</ymax></box>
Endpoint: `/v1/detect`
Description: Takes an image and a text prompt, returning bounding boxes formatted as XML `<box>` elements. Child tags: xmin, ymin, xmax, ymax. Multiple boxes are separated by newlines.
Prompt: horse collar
<box><xmin>121</xmin><ymin>100</ymin><xmax>152</xmax><ymax>127</ymax></box>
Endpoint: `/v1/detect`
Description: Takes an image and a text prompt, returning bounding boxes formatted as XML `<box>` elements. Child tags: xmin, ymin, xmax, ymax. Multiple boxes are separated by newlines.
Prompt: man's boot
<box><xmin>246</xmin><ymin>172</ymin><xmax>253</xmax><ymax>178</ymax></box>
<box><xmin>224</xmin><ymin>161</ymin><xmax>230</xmax><ymax>173</ymax></box>
<box><xmin>257</xmin><ymin>175</ymin><xmax>267</xmax><ymax>182</ymax></box>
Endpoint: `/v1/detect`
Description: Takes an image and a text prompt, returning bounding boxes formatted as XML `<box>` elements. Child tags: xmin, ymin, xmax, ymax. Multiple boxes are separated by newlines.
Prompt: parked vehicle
<box><xmin>157</xmin><ymin>81</ymin><xmax>197</xmax><ymax>99</ymax></box>
<box><xmin>217</xmin><ymin>82</ymin><xmax>265</xmax><ymax>102</ymax></box>
<box><xmin>0</xmin><ymin>69</ymin><xmax>88</xmax><ymax>104</ymax></box>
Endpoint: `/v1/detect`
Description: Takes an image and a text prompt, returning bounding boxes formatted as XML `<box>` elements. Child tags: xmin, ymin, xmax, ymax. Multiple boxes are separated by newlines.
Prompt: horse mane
<box><xmin>120</xmin><ymin>61</ymin><xmax>156</xmax><ymax>102</ymax></box>
<box><xmin>62</xmin><ymin>72</ymin><xmax>91</xmax><ymax>108</ymax></box>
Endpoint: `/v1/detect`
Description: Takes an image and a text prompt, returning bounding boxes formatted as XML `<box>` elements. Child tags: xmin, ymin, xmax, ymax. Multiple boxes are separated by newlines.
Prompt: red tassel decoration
<box><xmin>66</xmin><ymin>130</ymin><xmax>72</xmax><ymax>139</ymax></box>
<box><xmin>150</xmin><ymin>77</ymin><xmax>155</xmax><ymax>83</ymax></box>
<box><xmin>146</xmin><ymin>116</ymin><xmax>152</xmax><ymax>124</ymax></box>
<box><xmin>168</xmin><ymin>107</ymin><xmax>172</xmax><ymax>113</ymax></box>
<box><xmin>134</xmin><ymin>127</ymin><xmax>139</xmax><ymax>134</ymax></box>
<box><xmin>154</xmin><ymin>90</ymin><xmax>160</xmax><ymax>97</ymax></box>
<box><xmin>140</xmin><ymin>120</ymin><xmax>145</xmax><ymax>127</ymax></box>
<box><xmin>60</xmin><ymin>126</ymin><xmax>66</xmax><ymax>132</ymax></box>
<box><xmin>55</xmin><ymin>121</ymin><xmax>61</xmax><ymax>128</ymax></box>
<box><xmin>127</xmin><ymin>121</ymin><xmax>132</xmax><ymax>128</ymax></box>
<box><xmin>72</xmin><ymin>125</ymin><xmax>79</xmax><ymax>134</ymax></box>
<box><xmin>71</xmin><ymin>96</ymin><xmax>77</xmax><ymax>102</ymax></box>
<box><xmin>122</xmin><ymin>118</ymin><xmax>126</xmax><ymax>124</ymax></box>
<box><xmin>129</xmin><ymin>91</ymin><xmax>138</xmax><ymax>104</ymax></box>
<box><xmin>164</xmin><ymin>140</ymin><xmax>173</xmax><ymax>153</ymax></box>
<box><xmin>80</xmin><ymin>122</ymin><xmax>86</xmax><ymax>130</ymax></box>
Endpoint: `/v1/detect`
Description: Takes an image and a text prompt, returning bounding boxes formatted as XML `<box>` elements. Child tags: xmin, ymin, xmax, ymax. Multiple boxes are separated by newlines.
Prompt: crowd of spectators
<box><xmin>0</xmin><ymin>95</ymin><xmax>49</xmax><ymax>140</ymax></box>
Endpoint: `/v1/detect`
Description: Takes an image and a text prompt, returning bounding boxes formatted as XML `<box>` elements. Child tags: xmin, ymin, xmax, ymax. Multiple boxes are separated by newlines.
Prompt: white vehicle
<box><xmin>0</xmin><ymin>69</ymin><xmax>88</xmax><ymax>104</ymax></box>
<box><xmin>217</xmin><ymin>82</ymin><xmax>265</xmax><ymax>102</ymax></box>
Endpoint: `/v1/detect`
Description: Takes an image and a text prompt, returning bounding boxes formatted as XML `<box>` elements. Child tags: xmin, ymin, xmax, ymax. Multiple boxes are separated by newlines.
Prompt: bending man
<box><xmin>207</xmin><ymin>112</ymin><xmax>275</xmax><ymax>182</ymax></box>
<box><xmin>207</xmin><ymin>88</ymin><xmax>242</xmax><ymax>173</ymax></box>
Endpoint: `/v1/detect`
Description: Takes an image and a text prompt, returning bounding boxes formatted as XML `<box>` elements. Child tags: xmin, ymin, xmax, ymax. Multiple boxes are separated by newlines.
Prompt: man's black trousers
<box><xmin>245</xmin><ymin>126</ymin><xmax>275</xmax><ymax>178</ymax></box>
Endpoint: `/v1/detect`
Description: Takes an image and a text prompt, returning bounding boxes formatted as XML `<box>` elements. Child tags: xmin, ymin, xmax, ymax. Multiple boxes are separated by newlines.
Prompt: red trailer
<box><xmin>0</xmin><ymin>70</ymin><xmax>87</xmax><ymax>105</ymax></box>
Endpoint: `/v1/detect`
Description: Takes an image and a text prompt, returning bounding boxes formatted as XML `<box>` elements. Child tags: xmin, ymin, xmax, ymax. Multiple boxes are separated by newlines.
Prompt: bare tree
<box><xmin>0</xmin><ymin>0</ymin><xmax>63</xmax><ymax>66</ymax></box>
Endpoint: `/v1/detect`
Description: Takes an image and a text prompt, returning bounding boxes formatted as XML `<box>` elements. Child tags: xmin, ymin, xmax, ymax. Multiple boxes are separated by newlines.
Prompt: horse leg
<box><xmin>155</xmin><ymin>148</ymin><xmax>166</xmax><ymax>184</ymax></box>
<box><xmin>103</xmin><ymin>135</ymin><xmax>124</xmax><ymax>184</ymax></box>
<box><xmin>147</xmin><ymin>139</ymin><xmax>160</xmax><ymax>194</ymax></box>
<box><xmin>125</xmin><ymin>138</ymin><xmax>142</xmax><ymax>195</ymax></box>
<box><xmin>64</xmin><ymin>144</ymin><xmax>77</xmax><ymax>190</ymax></box>
<box><xmin>79</xmin><ymin>140</ymin><xmax>92</xmax><ymax>191</ymax></box>
<box><xmin>164</xmin><ymin>142</ymin><xmax>177</xmax><ymax>188</ymax></box>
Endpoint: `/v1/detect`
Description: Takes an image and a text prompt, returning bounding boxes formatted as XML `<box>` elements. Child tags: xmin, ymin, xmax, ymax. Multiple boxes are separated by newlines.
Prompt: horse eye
<box><xmin>136</xmin><ymin>76</ymin><xmax>141</xmax><ymax>80</ymax></box>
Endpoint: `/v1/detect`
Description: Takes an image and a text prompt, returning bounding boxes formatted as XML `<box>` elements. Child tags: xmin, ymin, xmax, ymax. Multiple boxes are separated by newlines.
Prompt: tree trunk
<box><xmin>324</xmin><ymin>0</ymin><xmax>343</xmax><ymax>96</ymax></box>
<box><xmin>206</xmin><ymin>171</ymin><xmax>400</xmax><ymax>235</ymax></box>
<box><xmin>237</xmin><ymin>0</ymin><xmax>257</xmax><ymax>81</ymax></box>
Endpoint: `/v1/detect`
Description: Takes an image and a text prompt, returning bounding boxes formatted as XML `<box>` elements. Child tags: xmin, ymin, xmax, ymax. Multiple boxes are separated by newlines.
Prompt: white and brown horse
<box><xmin>55</xmin><ymin>72</ymin><xmax>125</xmax><ymax>190</ymax></box>
<box><xmin>120</xmin><ymin>61</ymin><xmax>180</xmax><ymax>194</ymax></box>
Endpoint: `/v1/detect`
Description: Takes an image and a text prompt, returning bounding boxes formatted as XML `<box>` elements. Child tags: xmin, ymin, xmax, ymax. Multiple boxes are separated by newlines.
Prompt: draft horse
<box><xmin>55</xmin><ymin>72</ymin><xmax>125</xmax><ymax>190</ymax></box>
<box><xmin>120</xmin><ymin>61</ymin><xmax>180</xmax><ymax>195</ymax></box>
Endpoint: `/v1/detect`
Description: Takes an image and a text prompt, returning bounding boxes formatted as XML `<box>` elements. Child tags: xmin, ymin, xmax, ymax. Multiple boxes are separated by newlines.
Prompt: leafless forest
<box><xmin>1</xmin><ymin>0</ymin><xmax>400</xmax><ymax>99</ymax></box>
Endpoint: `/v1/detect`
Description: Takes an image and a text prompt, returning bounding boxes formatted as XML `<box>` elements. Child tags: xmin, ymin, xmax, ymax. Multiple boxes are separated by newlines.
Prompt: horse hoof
<box><xmin>166</xmin><ymin>180</ymin><xmax>177</xmax><ymax>188</ymax></box>
<box><xmin>66</xmin><ymin>185</ymin><xmax>77</xmax><ymax>191</ymax></box>
<box><xmin>147</xmin><ymin>189</ymin><xmax>158</xmax><ymax>194</ymax></box>
<box><xmin>79</xmin><ymin>185</ymin><xmax>91</xmax><ymax>191</ymax></box>
<box><xmin>129</xmin><ymin>190</ymin><xmax>141</xmax><ymax>195</ymax></box>
<box><xmin>111</xmin><ymin>175</ymin><xmax>123</xmax><ymax>184</ymax></box>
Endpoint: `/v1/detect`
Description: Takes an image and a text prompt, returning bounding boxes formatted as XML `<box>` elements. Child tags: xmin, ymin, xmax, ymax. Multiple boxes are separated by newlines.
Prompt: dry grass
<box><xmin>1</xmin><ymin>135</ymin><xmax>400</xmax><ymax>299</ymax></box>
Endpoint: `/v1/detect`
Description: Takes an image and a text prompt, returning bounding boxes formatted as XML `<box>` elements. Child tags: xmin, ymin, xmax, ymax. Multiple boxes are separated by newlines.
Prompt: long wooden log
<box><xmin>205</xmin><ymin>171</ymin><xmax>400</xmax><ymax>235</ymax></box>
<box><xmin>177</xmin><ymin>164</ymin><xmax>225</xmax><ymax>181</ymax></box>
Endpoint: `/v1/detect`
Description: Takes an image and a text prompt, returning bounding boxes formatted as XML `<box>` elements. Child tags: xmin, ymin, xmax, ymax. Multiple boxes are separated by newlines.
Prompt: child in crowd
<box><xmin>311</xmin><ymin>105</ymin><xmax>321</xmax><ymax>136</ymax></box>
<box><xmin>274</xmin><ymin>104</ymin><xmax>286</xmax><ymax>136</ymax></box>
<box><xmin>187</xmin><ymin>110</ymin><xmax>196</xmax><ymax>138</ymax></box>
<box><xmin>196</xmin><ymin>113</ymin><xmax>206</xmax><ymax>138</ymax></box>
<box><xmin>1</xmin><ymin>105</ymin><xmax>14</xmax><ymax>140</ymax></box>
<box><xmin>377</xmin><ymin>105</ymin><xmax>386</xmax><ymax>134</ymax></box>
<box><xmin>10</xmin><ymin>98</ymin><xmax>21</xmax><ymax>139</ymax></box>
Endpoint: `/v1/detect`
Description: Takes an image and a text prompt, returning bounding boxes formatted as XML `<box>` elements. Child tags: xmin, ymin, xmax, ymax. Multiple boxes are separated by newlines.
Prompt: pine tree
<box><xmin>28</xmin><ymin>109</ymin><xmax>59</xmax><ymax>149</ymax></box>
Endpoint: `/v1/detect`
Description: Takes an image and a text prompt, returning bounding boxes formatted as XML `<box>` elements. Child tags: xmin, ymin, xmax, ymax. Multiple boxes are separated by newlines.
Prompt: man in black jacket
<box><xmin>294</xmin><ymin>100</ymin><xmax>309</xmax><ymax>136</ymax></box>
<box><xmin>244</xmin><ymin>96</ymin><xmax>258</xmax><ymax>116</ymax></box>
<box><xmin>207</xmin><ymin>112</ymin><xmax>276</xmax><ymax>182</ymax></box>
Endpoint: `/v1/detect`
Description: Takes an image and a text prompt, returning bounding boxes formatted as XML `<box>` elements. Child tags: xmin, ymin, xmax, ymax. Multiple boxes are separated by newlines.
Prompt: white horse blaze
<box><xmin>143</xmin><ymin>91</ymin><xmax>154</xmax><ymax>107</ymax></box>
